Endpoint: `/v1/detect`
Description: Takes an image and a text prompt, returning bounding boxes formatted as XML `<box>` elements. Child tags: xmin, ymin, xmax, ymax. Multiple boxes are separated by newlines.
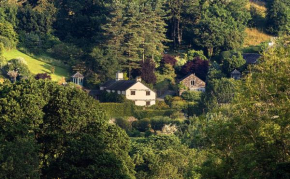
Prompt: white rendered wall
<box><xmin>125</xmin><ymin>82</ymin><xmax>156</xmax><ymax>106</ymax></box>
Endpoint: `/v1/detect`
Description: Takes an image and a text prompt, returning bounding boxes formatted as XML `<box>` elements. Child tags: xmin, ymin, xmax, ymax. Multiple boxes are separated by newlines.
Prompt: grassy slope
<box><xmin>244</xmin><ymin>1</ymin><xmax>273</xmax><ymax>47</ymax></box>
<box><xmin>3</xmin><ymin>49</ymin><xmax>69</xmax><ymax>81</ymax></box>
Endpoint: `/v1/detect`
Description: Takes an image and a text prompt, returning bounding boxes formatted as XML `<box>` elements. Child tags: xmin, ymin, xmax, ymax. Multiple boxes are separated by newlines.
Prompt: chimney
<box><xmin>116</xmin><ymin>71</ymin><xmax>124</xmax><ymax>81</ymax></box>
<box><xmin>136</xmin><ymin>76</ymin><xmax>142</xmax><ymax>82</ymax></box>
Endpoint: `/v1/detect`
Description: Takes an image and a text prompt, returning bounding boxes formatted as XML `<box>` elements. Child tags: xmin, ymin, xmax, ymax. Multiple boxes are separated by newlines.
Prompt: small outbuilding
<box><xmin>231</xmin><ymin>69</ymin><xmax>241</xmax><ymax>80</ymax></box>
<box><xmin>71</xmin><ymin>72</ymin><xmax>84</xmax><ymax>86</ymax></box>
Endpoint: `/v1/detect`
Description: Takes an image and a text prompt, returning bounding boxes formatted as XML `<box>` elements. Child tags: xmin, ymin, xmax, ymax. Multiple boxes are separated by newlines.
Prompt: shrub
<box><xmin>133</xmin><ymin>109</ymin><xmax>175</xmax><ymax>119</ymax></box>
<box><xmin>132</xmin><ymin>118</ymin><xmax>151</xmax><ymax>132</ymax></box>
<box><xmin>115</xmin><ymin>118</ymin><xmax>132</xmax><ymax>132</ymax></box>
<box><xmin>99</xmin><ymin>91</ymin><xmax>126</xmax><ymax>103</ymax></box>
<box><xmin>181</xmin><ymin>91</ymin><xmax>202</xmax><ymax>102</ymax></box>
<box><xmin>35</xmin><ymin>73</ymin><xmax>51</xmax><ymax>80</ymax></box>
<box><xmin>171</xmin><ymin>100</ymin><xmax>187</xmax><ymax>110</ymax></box>
<box><xmin>0</xmin><ymin>36</ymin><xmax>14</xmax><ymax>50</ymax></box>
<box><xmin>4</xmin><ymin>58</ymin><xmax>31</xmax><ymax>77</ymax></box>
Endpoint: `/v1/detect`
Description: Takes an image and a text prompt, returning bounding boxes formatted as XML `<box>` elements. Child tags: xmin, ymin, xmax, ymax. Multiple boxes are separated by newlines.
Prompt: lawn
<box><xmin>3</xmin><ymin>49</ymin><xmax>70</xmax><ymax>81</ymax></box>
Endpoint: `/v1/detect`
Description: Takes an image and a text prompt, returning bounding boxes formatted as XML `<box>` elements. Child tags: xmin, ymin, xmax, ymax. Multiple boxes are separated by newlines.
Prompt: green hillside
<box><xmin>3</xmin><ymin>49</ymin><xmax>69</xmax><ymax>81</ymax></box>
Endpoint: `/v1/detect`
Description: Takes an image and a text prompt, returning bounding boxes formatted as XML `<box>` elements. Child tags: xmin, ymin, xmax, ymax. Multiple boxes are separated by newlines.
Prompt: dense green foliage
<box><xmin>0</xmin><ymin>80</ymin><xmax>135</xmax><ymax>178</ymax></box>
<box><xmin>267</xmin><ymin>0</ymin><xmax>290</xmax><ymax>35</ymax></box>
<box><xmin>2</xmin><ymin>0</ymin><xmax>290</xmax><ymax>178</ymax></box>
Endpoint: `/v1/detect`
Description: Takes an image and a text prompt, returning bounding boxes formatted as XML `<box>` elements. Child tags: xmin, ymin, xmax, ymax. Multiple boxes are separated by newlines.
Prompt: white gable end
<box><xmin>125</xmin><ymin>82</ymin><xmax>156</xmax><ymax>106</ymax></box>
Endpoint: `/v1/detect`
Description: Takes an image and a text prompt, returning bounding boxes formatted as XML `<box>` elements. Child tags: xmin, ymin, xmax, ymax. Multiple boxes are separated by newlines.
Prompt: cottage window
<box><xmin>191</xmin><ymin>80</ymin><xmax>195</xmax><ymax>86</ymax></box>
<box><xmin>146</xmin><ymin>91</ymin><xmax>150</xmax><ymax>96</ymax></box>
<box><xmin>146</xmin><ymin>101</ymin><xmax>150</xmax><ymax>106</ymax></box>
<box><xmin>131</xmin><ymin>91</ymin><xmax>135</xmax><ymax>95</ymax></box>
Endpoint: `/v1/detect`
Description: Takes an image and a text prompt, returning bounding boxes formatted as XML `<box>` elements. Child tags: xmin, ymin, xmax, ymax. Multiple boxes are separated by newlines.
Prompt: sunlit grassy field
<box><xmin>3</xmin><ymin>49</ymin><xmax>69</xmax><ymax>81</ymax></box>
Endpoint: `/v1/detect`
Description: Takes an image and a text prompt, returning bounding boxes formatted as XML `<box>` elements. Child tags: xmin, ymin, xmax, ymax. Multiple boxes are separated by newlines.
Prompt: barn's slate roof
<box><xmin>243</xmin><ymin>53</ymin><xmax>261</xmax><ymax>64</ymax></box>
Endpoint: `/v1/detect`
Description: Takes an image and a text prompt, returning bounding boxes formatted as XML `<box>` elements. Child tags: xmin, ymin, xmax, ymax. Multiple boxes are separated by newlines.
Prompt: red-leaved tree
<box><xmin>181</xmin><ymin>57</ymin><xmax>209</xmax><ymax>81</ymax></box>
<box><xmin>140</xmin><ymin>59</ymin><xmax>156</xmax><ymax>84</ymax></box>
<box><xmin>161</xmin><ymin>54</ymin><xmax>177</xmax><ymax>66</ymax></box>
<box><xmin>35</xmin><ymin>73</ymin><xmax>52</xmax><ymax>80</ymax></box>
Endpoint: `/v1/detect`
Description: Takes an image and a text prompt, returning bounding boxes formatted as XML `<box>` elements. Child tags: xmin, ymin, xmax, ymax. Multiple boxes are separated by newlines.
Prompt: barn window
<box><xmin>191</xmin><ymin>81</ymin><xmax>195</xmax><ymax>85</ymax></box>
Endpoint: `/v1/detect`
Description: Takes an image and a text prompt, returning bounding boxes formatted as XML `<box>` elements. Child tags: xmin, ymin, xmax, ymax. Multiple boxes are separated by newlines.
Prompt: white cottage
<box><xmin>100</xmin><ymin>72</ymin><xmax>156</xmax><ymax>106</ymax></box>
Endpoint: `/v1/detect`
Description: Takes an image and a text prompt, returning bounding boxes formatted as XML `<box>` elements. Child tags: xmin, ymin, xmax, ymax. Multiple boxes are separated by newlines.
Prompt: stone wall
<box><xmin>179</xmin><ymin>74</ymin><xmax>206</xmax><ymax>95</ymax></box>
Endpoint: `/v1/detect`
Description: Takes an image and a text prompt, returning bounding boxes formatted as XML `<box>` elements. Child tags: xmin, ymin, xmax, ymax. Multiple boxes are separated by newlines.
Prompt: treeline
<box><xmin>0</xmin><ymin>0</ymin><xmax>288</xmax><ymax>84</ymax></box>
<box><xmin>1</xmin><ymin>37</ymin><xmax>290</xmax><ymax>178</ymax></box>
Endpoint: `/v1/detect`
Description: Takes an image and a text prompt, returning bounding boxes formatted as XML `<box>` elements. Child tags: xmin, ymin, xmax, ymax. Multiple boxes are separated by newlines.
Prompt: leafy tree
<box><xmin>0</xmin><ymin>79</ymin><xmax>135</xmax><ymax>178</ymax></box>
<box><xmin>17</xmin><ymin>1</ymin><xmax>56</xmax><ymax>34</ymax></box>
<box><xmin>186</xmin><ymin>37</ymin><xmax>290</xmax><ymax>178</ymax></box>
<box><xmin>0</xmin><ymin>1</ymin><xmax>18</xmax><ymax>27</ymax></box>
<box><xmin>131</xmin><ymin>135</ymin><xmax>200</xmax><ymax>179</ymax></box>
<box><xmin>0</xmin><ymin>21</ymin><xmax>18</xmax><ymax>46</ymax></box>
<box><xmin>157</xmin><ymin>63</ymin><xmax>176</xmax><ymax>84</ymax></box>
<box><xmin>221</xmin><ymin>51</ymin><xmax>246</xmax><ymax>76</ymax></box>
<box><xmin>266</xmin><ymin>0</ymin><xmax>290</xmax><ymax>35</ymax></box>
<box><xmin>54</xmin><ymin>0</ymin><xmax>112</xmax><ymax>45</ymax></box>
<box><xmin>0</xmin><ymin>136</ymin><xmax>40</xmax><ymax>179</ymax></box>
<box><xmin>89</xmin><ymin>47</ymin><xmax>120</xmax><ymax>81</ymax></box>
<box><xmin>103</xmin><ymin>0</ymin><xmax>168</xmax><ymax>72</ymax></box>
<box><xmin>192</xmin><ymin>0</ymin><xmax>250</xmax><ymax>56</ymax></box>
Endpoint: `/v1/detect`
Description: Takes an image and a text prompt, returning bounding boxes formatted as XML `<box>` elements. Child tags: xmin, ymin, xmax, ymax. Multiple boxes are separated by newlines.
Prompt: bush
<box><xmin>181</xmin><ymin>91</ymin><xmax>202</xmax><ymax>102</ymax></box>
<box><xmin>4</xmin><ymin>58</ymin><xmax>31</xmax><ymax>77</ymax></box>
<box><xmin>115</xmin><ymin>118</ymin><xmax>132</xmax><ymax>132</ymax></box>
<box><xmin>134</xmin><ymin>109</ymin><xmax>175</xmax><ymax>119</ymax></box>
<box><xmin>132</xmin><ymin>118</ymin><xmax>151</xmax><ymax>132</ymax></box>
<box><xmin>99</xmin><ymin>91</ymin><xmax>126</xmax><ymax>103</ymax></box>
<box><xmin>0</xmin><ymin>36</ymin><xmax>14</xmax><ymax>50</ymax></box>
<box><xmin>35</xmin><ymin>73</ymin><xmax>51</xmax><ymax>80</ymax></box>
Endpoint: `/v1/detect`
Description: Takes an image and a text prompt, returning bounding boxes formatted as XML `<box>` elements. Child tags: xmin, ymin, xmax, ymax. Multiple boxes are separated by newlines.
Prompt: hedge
<box><xmin>100</xmin><ymin>102</ymin><xmax>135</xmax><ymax>118</ymax></box>
<box><xmin>133</xmin><ymin>109</ymin><xmax>175</xmax><ymax>119</ymax></box>
<box><xmin>100</xmin><ymin>102</ymin><xmax>176</xmax><ymax>119</ymax></box>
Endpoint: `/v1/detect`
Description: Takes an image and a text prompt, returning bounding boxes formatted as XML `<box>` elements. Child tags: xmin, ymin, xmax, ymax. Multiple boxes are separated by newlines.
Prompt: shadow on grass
<box><xmin>41</xmin><ymin>63</ymin><xmax>70</xmax><ymax>79</ymax></box>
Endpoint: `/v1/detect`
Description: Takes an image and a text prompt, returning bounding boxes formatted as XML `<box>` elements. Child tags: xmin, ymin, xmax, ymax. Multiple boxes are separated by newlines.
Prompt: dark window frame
<box><xmin>146</xmin><ymin>91</ymin><xmax>150</xmax><ymax>96</ymax></box>
<box><xmin>131</xmin><ymin>91</ymin><xmax>135</xmax><ymax>95</ymax></box>
<box><xmin>191</xmin><ymin>80</ymin><xmax>195</xmax><ymax>86</ymax></box>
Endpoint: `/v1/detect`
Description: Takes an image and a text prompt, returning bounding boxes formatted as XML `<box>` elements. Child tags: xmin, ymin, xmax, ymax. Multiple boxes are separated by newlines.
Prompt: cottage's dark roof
<box><xmin>101</xmin><ymin>80</ymin><xmax>116</xmax><ymax>88</ymax></box>
<box><xmin>231</xmin><ymin>69</ymin><xmax>241</xmax><ymax>74</ymax></box>
<box><xmin>243</xmin><ymin>53</ymin><xmax>261</xmax><ymax>64</ymax></box>
<box><xmin>103</xmin><ymin>80</ymin><xmax>137</xmax><ymax>91</ymax></box>
<box><xmin>71</xmin><ymin>72</ymin><xmax>84</xmax><ymax>78</ymax></box>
